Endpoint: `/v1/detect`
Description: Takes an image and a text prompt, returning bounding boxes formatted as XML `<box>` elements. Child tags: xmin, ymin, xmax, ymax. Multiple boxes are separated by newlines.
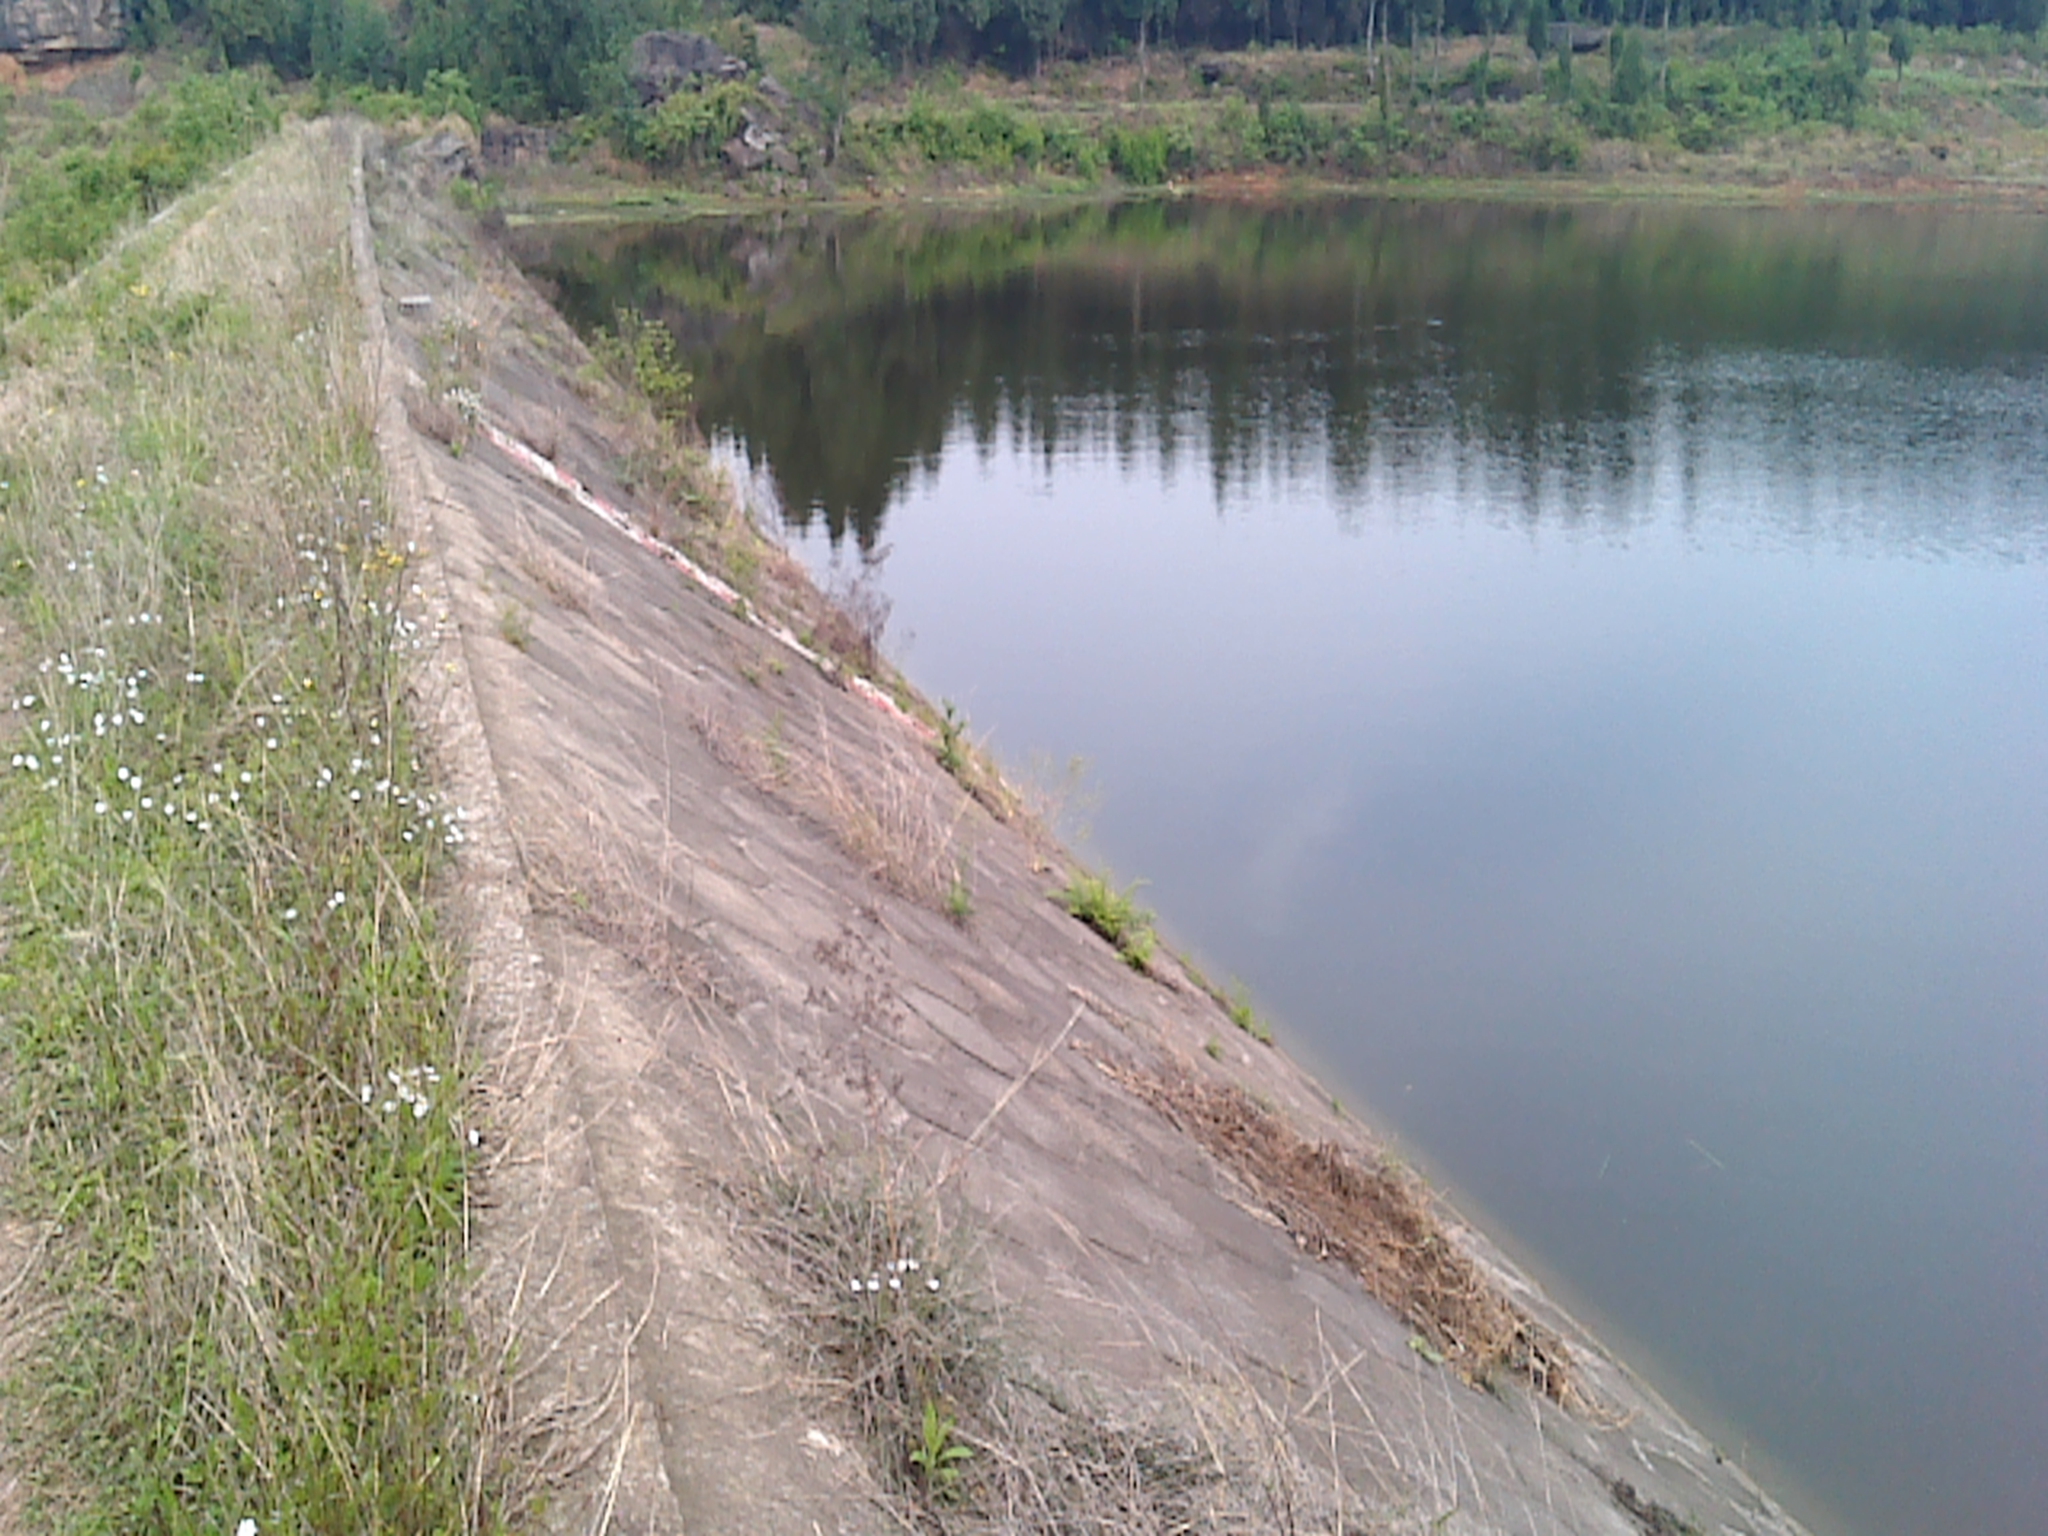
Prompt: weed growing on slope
<box><xmin>739</xmin><ymin>1149</ymin><xmax>1327</xmax><ymax>1532</ymax></box>
<box><xmin>943</xmin><ymin>858</ymin><xmax>974</xmax><ymax>924</ymax></box>
<box><xmin>1227</xmin><ymin>983</ymin><xmax>1274</xmax><ymax>1044</ymax></box>
<box><xmin>743</xmin><ymin>1155</ymin><xmax>994</xmax><ymax>1487</ymax></box>
<box><xmin>1056</xmin><ymin>871</ymin><xmax>1155</xmax><ymax>970</ymax></box>
<box><xmin>590</xmin><ymin>305</ymin><xmax>693</xmax><ymax>423</ymax></box>
<box><xmin>935</xmin><ymin>698</ymin><xmax>968</xmax><ymax>777</ymax></box>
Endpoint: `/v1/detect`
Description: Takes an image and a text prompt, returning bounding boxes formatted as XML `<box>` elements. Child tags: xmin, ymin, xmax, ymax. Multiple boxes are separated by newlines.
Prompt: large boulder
<box><xmin>627</xmin><ymin>31</ymin><xmax>747</xmax><ymax>108</ymax></box>
<box><xmin>1</xmin><ymin>0</ymin><xmax>122</xmax><ymax>58</ymax></box>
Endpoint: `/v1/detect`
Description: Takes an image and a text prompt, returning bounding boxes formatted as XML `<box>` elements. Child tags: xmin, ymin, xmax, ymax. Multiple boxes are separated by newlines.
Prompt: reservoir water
<box><xmin>517</xmin><ymin>199</ymin><xmax>2048</xmax><ymax>1536</ymax></box>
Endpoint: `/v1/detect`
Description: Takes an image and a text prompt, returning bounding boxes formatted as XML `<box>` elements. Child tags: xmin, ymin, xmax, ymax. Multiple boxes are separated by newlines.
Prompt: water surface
<box><xmin>518</xmin><ymin>200</ymin><xmax>2048</xmax><ymax>1536</ymax></box>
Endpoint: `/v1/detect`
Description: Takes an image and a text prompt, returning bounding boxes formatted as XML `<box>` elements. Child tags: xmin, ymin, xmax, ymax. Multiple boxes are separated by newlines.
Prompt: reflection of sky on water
<box><xmin>780</xmin><ymin>350</ymin><xmax>2048</xmax><ymax>1536</ymax></box>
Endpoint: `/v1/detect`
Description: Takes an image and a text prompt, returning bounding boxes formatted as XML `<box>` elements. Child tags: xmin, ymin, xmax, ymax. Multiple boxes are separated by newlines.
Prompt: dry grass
<box><xmin>816</xmin><ymin>722</ymin><xmax>971</xmax><ymax>908</ymax></box>
<box><xmin>520</xmin><ymin>837</ymin><xmax>709</xmax><ymax>999</ymax></box>
<box><xmin>695</xmin><ymin>699</ymin><xmax>972</xmax><ymax>912</ymax></box>
<box><xmin>513</xmin><ymin>515</ymin><xmax>594</xmax><ymax>613</ymax></box>
<box><xmin>737</xmin><ymin>1146</ymin><xmax>1347</xmax><ymax>1535</ymax></box>
<box><xmin>1098</xmin><ymin>1059</ymin><xmax>1579</xmax><ymax>1410</ymax></box>
<box><xmin>405</xmin><ymin>378</ymin><xmax>474</xmax><ymax>450</ymax></box>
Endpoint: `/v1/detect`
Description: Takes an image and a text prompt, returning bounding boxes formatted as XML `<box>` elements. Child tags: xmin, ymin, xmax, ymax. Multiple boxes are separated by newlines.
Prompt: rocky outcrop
<box><xmin>0</xmin><ymin>0</ymin><xmax>122</xmax><ymax>58</ymax></box>
<box><xmin>1550</xmin><ymin>22</ymin><xmax>1611</xmax><ymax>53</ymax></box>
<box><xmin>721</xmin><ymin>118</ymin><xmax>799</xmax><ymax>177</ymax></box>
<box><xmin>396</xmin><ymin>120</ymin><xmax>479</xmax><ymax>191</ymax></box>
<box><xmin>480</xmin><ymin>121</ymin><xmax>554</xmax><ymax>171</ymax></box>
<box><xmin>627</xmin><ymin>31</ymin><xmax>747</xmax><ymax>108</ymax></box>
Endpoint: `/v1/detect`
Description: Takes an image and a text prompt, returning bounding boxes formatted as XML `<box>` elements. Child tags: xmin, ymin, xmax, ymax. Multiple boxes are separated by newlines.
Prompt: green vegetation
<box><xmin>0</xmin><ymin>130</ymin><xmax>494</xmax><ymax>1532</ymax></box>
<box><xmin>590</xmin><ymin>304</ymin><xmax>695</xmax><ymax>422</ymax></box>
<box><xmin>944</xmin><ymin>858</ymin><xmax>975</xmax><ymax>922</ymax></box>
<box><xmin>935</xmin><ymin>699</ymin><xmax>969</xmax><ymax>777</ymax></box>
<box><xmin>908</xmin><ymin>1397</ymin><xmax>975</xmax><ymax>1496</ymax></box>
<box><xmin>1</xmin><ymin>71</ymin><xmax>277</xmax><ymax>320</ymax></box>
<box><xmin>558</xmin><ymin>21</ymin><xmax>2042</xmax><ymax>188</ymax></box>
<box><xmin>1055</xmin><ymin>871</ymin><xmax>1155</xmax><ymax>969</ymax></box>
<box><xmin>1228</xmin><ymin>984</ymin><xmax>1273</xmax><ymax>1044</ymax></box>
<box><xmin>36</xmin><ymin>1</ymin><xmax>2031</xmax><ymax>194</ymax></box>
<box><xmin>1890</xmin><ymin>16</ymin><xmax>1918</xmax><ymax>75</ymax></box>
<box><xmin>500</xmin><ymin>598</ymin><xmax>536</xmax><ymax>648</ymax></box>
<box><xmin>126</xmin><ymin>0</ymin><xmax>686</xmax><ymax>117</ymax></box>
<box><xmin>134</xmin><ymin>0</ymin><xmax>2048</xmax><ymax>107</ymax></box>
<box><xmin>1182</xmin><ymin>957</ymin><xmax>1274</xmax><ymax>1044</ymax></box>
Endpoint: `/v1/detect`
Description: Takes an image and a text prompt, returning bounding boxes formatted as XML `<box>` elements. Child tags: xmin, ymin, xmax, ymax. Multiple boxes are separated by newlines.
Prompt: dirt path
<box><xmin>353</xmin><ymin>124</ymin><xmax>1818</xmax><ymax>1536</ymax></box>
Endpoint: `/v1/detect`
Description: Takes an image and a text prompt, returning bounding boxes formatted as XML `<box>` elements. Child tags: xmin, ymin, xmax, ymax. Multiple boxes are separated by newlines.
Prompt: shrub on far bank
<box><xmin>1</xmin><ymin>71</ymin><xmax>278</xmax><ymax>319</ymax></box>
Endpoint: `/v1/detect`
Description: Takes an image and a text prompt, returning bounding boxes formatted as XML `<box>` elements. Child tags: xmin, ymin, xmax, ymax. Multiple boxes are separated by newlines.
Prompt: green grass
<box><xmin>935</xmin><ymin>699</ymin><xmax>969</xmax><ymax>778</ymax></box>
<box><xmin>1180</xmin><ymin>957</ymin><xmax>1274</xmax><ymax>1044</ymax></box>
<box><xmin>1227</xmin><ymin>986</ymin><xmax>1274</xmax><ymax>1045</ymax></box>
<box><xmin>0</xmin><ymin>128</ymin><xmax>493</xmax><ymax>1533</ymax></box>
<box><xmin>1055</xmin><ymin>871</ymin><xmax>1155</xmax><ymax>970</ymax></box>
<box><xmin>1</xmin><ymin>71</ymin><xmax>278</xmax><ymax>323</ymax></box>
<box><xmin>943</xmin><ymin>857</ymin><xmax>974</xmax><ymax>924</ymax></box>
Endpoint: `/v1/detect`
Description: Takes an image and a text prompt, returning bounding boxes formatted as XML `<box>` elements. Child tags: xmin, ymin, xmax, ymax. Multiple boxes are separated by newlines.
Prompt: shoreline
<box><xmin>494</xmin><ymin>160</ymin><xmax>2048</xmax><ymax>226</ymax></box>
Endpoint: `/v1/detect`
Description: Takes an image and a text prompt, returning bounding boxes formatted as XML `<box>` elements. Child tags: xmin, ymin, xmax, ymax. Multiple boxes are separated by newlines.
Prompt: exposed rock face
<box><xmin>1550</xmin><ymin>22</ymin><xmax>1611</xmax><ymax>53</ymax></box>
<box><xmin>0</xmin><ymin>0</ymin><xmax>123</xmax><ymax>57</ymax></box>
<box><xmin>627</xmin><ymin>30</ymin><xmax>746</xmax><ymax>108</ymax></box>
<box><xmin>397</xmin><ymin>121</ymin><xmax>479</xmax><ymax>191</ymax></box>
<box><xmin>721</xmin><ymin>118</ymin><xmax>798</xmax><ymax>177</ymax></box>
<box><xmin>481</xmin><ymin>122</ymin><xmax>554</xmax><ymax>170</ymax></box>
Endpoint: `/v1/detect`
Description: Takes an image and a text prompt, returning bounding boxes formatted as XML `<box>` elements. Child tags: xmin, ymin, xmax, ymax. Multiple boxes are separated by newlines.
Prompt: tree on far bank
<box><xmin>1476</xmin><ymin>0</ymin><xmax>1506</xmax><ymax>104</ymax></box>
<box><xmin>1888</xmin><ymin>18</ymin><xmax>1914</xmax><ymax>79</ymax></box>
<box><xmin>1609</xmin><ymin>24</ymin><xmax>1648</xmax><ymax>105</ymax></box>
<box><xmin>1014</xmin><ymin>0</ymin><xmax>1067</xmax><ymax>74</ymax></box>
<box><xmin>800</xmin><ymin>0</ymin><xmax>871</xmax><ymax>158</ymax></box>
